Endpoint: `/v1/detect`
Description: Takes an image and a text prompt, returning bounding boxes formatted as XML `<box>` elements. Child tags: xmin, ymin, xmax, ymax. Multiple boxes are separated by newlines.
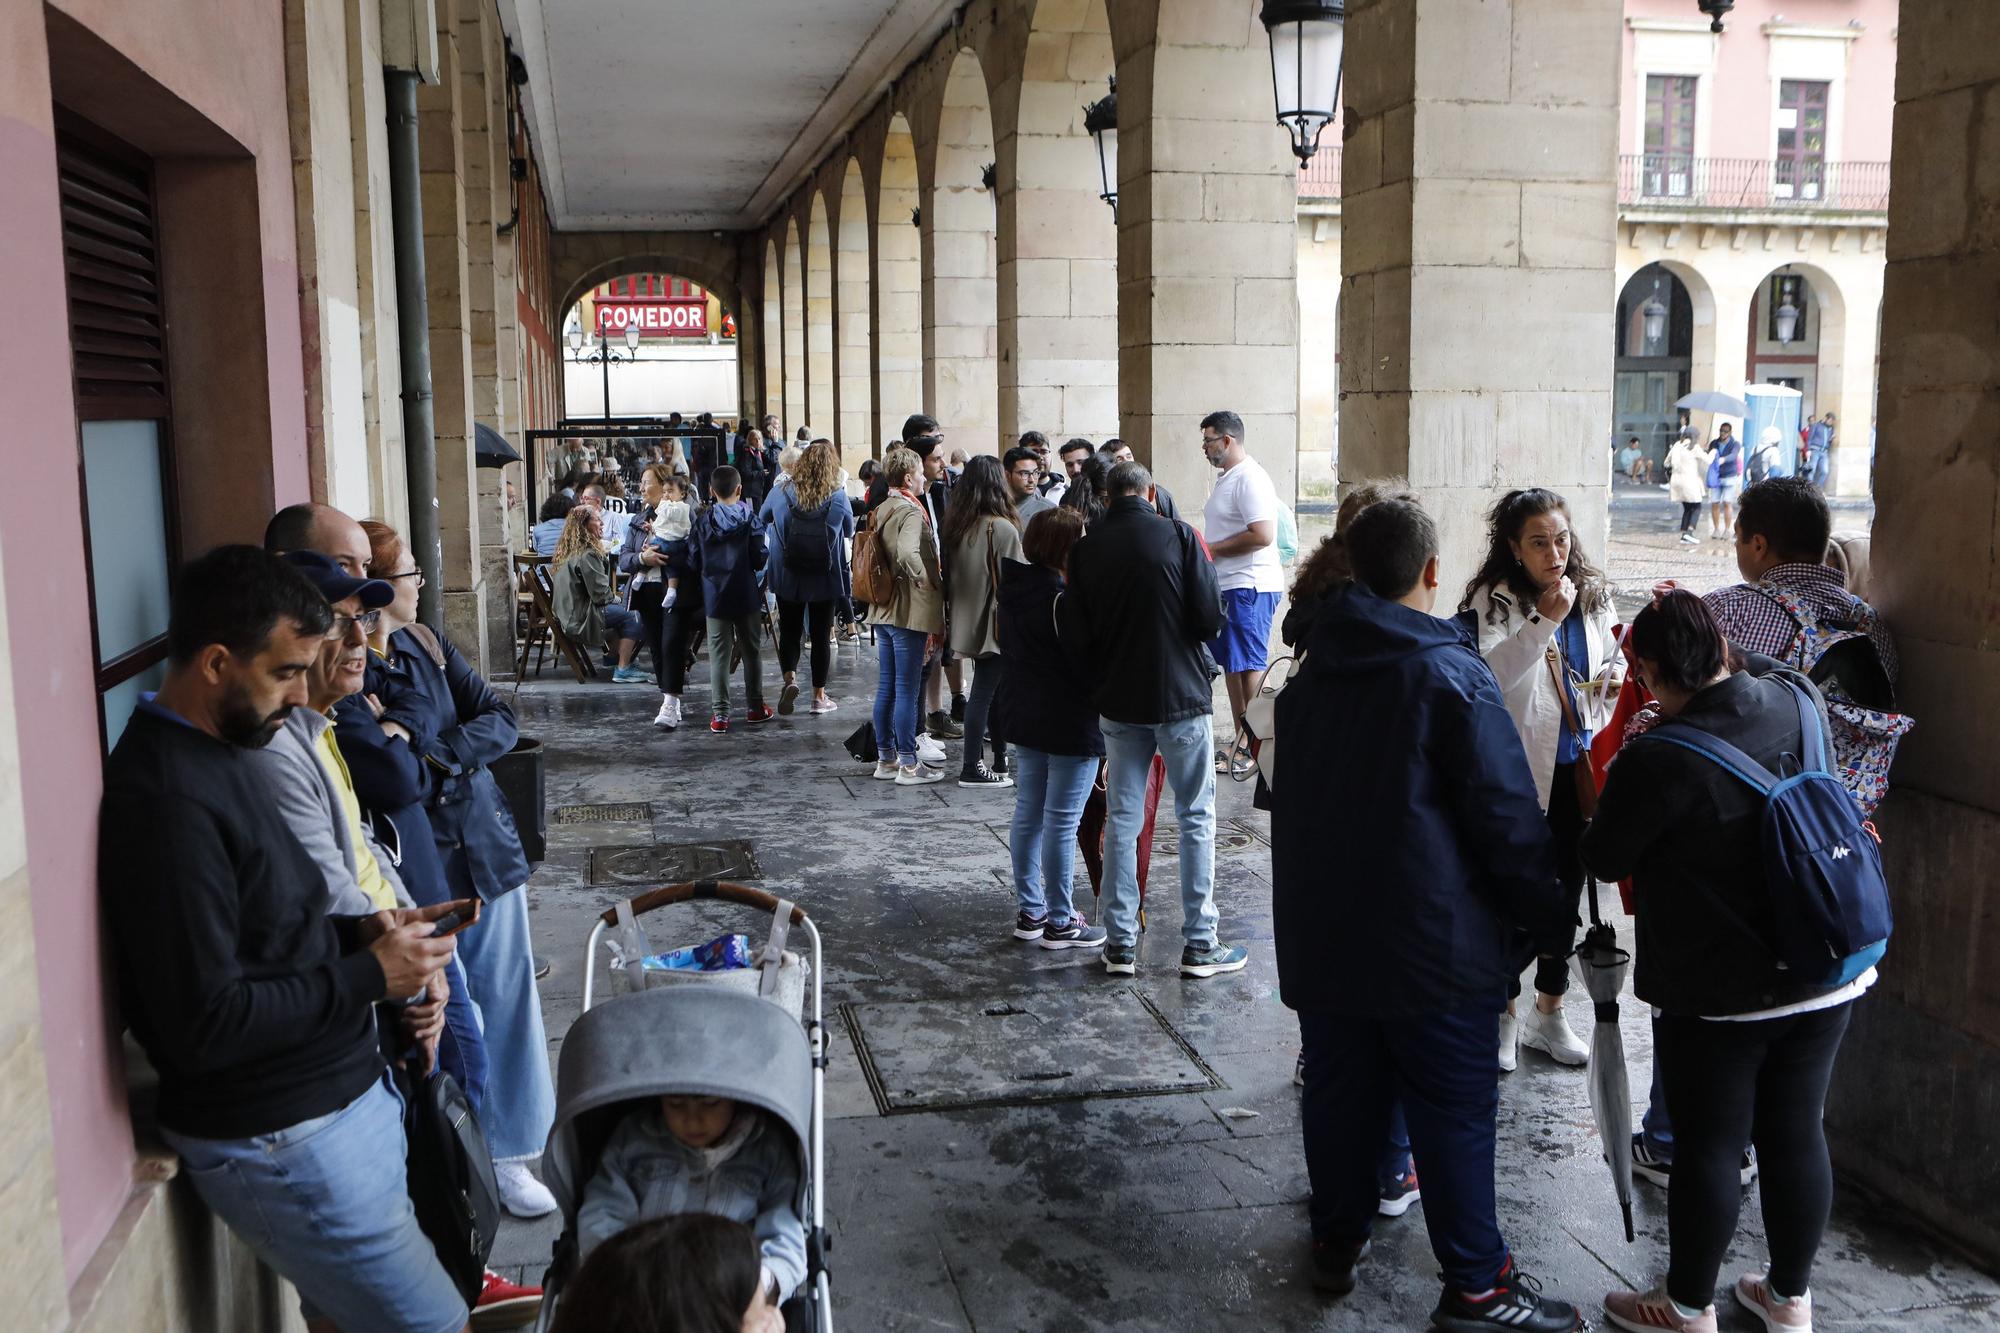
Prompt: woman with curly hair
<box><xmin>761</xmin><ymin>438</ymin><xmax>855</xmax><ymax>715</ymax></box>
<box><xmin>551</xmin><ymin>505</ymin><xmax>645</xmax><ymax>680</ymax></box>
<box><xmin>1460</xmin><ymin>487</ymin><xmax>1623</xmax><ymax>1073</ymax></box>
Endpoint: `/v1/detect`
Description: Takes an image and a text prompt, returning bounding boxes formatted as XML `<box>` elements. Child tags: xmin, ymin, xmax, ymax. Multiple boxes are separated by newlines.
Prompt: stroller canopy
<box><xmin>541</xmin><ymin>985</ymin><xmax>813</xmax><ymax>1221</ymax></box>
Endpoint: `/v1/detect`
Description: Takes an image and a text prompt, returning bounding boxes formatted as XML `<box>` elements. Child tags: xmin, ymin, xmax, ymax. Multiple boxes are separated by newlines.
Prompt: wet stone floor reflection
<box><xmin>491</xmin><ymin>622</ymin><xmax>1993</xmax><ymax>1331</ymax></box>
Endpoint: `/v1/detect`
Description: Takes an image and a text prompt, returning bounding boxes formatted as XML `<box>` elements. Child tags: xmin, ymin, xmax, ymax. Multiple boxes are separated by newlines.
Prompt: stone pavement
<box><xmin>488</xmin><ymin>504</ymin><xmax>1996</xmax><ymax>1331</ymax></box>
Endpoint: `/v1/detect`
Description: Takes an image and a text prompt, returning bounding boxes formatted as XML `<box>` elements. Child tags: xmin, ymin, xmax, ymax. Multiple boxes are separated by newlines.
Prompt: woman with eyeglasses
<box><xmin>356</xmin><ymin>519</ymin><xmax>559</xmax><ymax>1223</ymax></box>
<box><xmin>1459</xmin><ymin>487</ymin><xmax>1622</xmax><ymax>1074</ymax></box>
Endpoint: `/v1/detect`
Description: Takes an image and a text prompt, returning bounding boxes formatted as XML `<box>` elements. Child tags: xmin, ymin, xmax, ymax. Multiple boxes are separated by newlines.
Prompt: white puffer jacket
<box><xmin>1666</xmin><ymin>440</ymin><xmax>1713</xmax><ymax>504</ymax></box>
<box><xmin>1465</xmin><ymin>583</ymin><xmax>1623</xmax><ymax>811</ymax></box>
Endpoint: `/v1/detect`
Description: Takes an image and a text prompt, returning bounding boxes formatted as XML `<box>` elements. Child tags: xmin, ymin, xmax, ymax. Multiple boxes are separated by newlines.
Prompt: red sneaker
<box><xmin>746</xmin><ymin>704</ymin><xmax>777</xmax><ymax>724</ymax></box>
<box><xmin>471</xmin><ymin>1269</ymin><xmax>542</xmax><ymax>1329</ymax></box>
<box><xmin>710</xmin><ymin>712</ymin><xmax>730</xmax><ymax>733</ymax></box>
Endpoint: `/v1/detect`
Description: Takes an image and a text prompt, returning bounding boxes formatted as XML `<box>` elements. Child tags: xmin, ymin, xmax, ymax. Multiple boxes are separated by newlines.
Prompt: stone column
<box><xmin>419</xmin><ymin>0</ymin><xmax>486</xmax><ymax>668</ymax></box>
<box><xmin>921</xmin><ymin>54</ymin><xmax>1000</xmax><ymax>456</ymax></box>
<box><xmin>1113</xmin><ymin>1</ymin><xmax>1299</xmax><ymax>511</ymax></box>
<box><xmin>1826</xmin><ymin>273</ymin><xmax>1880</xmax><ymax>498</ymax></box>
<box><xmin>343</xmin><ymin>0</ymin><xmax>408</xmax><ymax>530</ymax></box>
<box><xmin>1827</xmin><ymin>0</ymin><xmax>2000</xmax><ymax>1267</ymax></box>
<box><xmin>460</xmin><ymin>0</ymin><xmax>514</xmax><ymax>675</ymax></box>
<box><xmin>1338</xmin><ymin>0</ymin><xmax>1622</xmax><ymax>585</ymax></box>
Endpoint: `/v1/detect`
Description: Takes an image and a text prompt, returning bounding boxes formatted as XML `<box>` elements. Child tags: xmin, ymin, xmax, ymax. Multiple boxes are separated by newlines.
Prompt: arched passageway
<box><xmin>996</xmin><ymin>0</ymin><xmax>1118</xmax><ymax>443</ymax></box>
<box><xmin>1614</xmin><ymin>263</ymin><xmax>1699</xmax><ymax>467</ymax></box>
<box><xmin>837</xmin><ymin>158</ymin><xmax>875</xmax><ymax>469</ymax></box>
<box><xmin>806</xmin><ymin>193</ymin><xmax>835</xmax><ymax>441</ymax></box>
<box><xmin>763</xmin><ymin>239</ymin><xmax>783</xmax><ymax>422</ymax></box>
<box><xmin>879</xmin><ymin>114</ymin><xmax>923</xmax><ymax>444</ymax></box>
<box><xmin>926</xmin><ymin>48</ymin><xmax>1000</xmax><ymax>455</ymax></box>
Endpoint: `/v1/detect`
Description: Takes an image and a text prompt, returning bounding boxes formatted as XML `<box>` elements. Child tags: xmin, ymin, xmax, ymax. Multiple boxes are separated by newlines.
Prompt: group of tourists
<box><xmin>1274</xmin><ymin>472</ymin><xmax>1900</xmax><ymax>1333</ymax></box>
<box><xmin>1653</xmin><ymin>410</ymin><xmax>1842</xmax><ymax>545</ymax></box>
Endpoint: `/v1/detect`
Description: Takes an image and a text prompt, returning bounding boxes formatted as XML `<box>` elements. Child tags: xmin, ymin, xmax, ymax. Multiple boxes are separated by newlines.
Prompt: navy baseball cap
<box><xmin>281</xmin><ymin>550</ymin><xmax>394</xmax><ymax>610</ymax></box>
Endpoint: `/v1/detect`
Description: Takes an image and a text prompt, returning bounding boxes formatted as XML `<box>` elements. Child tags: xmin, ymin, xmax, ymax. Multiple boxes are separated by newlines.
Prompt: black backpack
<box><xmin>398</xmin><ymin>1061</ymin><xmax>500</xmax><ymax>1302</ymax></box>
<box><xmin>783</xmin><ymin>497</ymin><xmax>836</xmax><ymax>573</ymax></box>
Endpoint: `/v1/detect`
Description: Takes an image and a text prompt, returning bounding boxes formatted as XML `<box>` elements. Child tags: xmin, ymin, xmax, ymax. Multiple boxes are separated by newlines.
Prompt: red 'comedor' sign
<box><xmin>596</xmin><ymin>300</ymin><xmax>708</xmax><ymax>336</ymax></box>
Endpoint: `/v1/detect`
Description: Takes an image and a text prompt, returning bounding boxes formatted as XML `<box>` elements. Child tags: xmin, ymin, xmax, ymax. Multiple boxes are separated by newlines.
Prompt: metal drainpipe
<box><xmin>385</xmin><ymin>68</ymin><xmax>442</xmax><ymax>630</ymax></box>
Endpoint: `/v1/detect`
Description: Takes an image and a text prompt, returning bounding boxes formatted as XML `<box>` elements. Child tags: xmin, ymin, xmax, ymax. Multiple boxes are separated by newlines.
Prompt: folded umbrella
<box><xmin>1572</xmin><ymin>901</ymin><xmax>1637</xmax><ymax>1243</ymax></box>
<box><xmin>1673</xmin><ymin>390</ymin><xmax>1748</xmax><ymax>417</ymax></box>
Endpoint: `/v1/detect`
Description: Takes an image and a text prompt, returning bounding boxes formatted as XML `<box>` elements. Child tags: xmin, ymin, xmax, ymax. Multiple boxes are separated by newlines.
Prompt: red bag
<box><xmin>1078</xmin><ymin>755</ymin><xmax>1168</xmax><ymax>917</ymax></box>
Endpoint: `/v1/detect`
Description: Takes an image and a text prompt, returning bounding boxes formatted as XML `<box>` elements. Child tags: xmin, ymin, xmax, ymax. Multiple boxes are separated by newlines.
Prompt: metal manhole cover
<box><xmin>589</xmin><ymin>839</ymin><xmax>760</xmax><ymax>886</ymax></box>
<box><xmin>553</xmin><ymin>802</ymin><xmax>653</xmax><ymax>825</ymax></box>
<box><xmin>1150</xmin><ymin>825</ymin><xmax>1259</xmax><ymax>858</ymax></box>
<box><xmin>842</xmin><ymin>987</ymin><xmax>1225</xmax><ymax>1115</ymax></box>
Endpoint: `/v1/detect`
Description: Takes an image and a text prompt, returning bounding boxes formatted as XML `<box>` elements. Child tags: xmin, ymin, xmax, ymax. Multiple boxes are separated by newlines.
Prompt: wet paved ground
<box><xmin>489</xmin><ymin>488</ymin><xmax>1998</xmax><ymax>1330</ymax></box>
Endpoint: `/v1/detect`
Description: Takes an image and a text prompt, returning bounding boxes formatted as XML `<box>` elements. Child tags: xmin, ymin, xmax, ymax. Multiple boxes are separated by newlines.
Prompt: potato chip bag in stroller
<box><xmin>533</xmin><ymin>881</ymin><xmax>831</xmax><ymax>1333</ymax></box>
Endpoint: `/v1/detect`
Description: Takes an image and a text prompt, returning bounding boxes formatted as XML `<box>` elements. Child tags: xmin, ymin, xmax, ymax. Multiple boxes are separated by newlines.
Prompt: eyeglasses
<box><xmin>1010</xmin><ymin>467</ymin><xmax>1038</xmax><ymax>478</ymax></box>
<box><xmin>1201</xmin><ymin>434</ymin><xmax>1226</xmax><ymax>447</ymax></box>
<box><xmin>382</xmin><ymin>569</ymin><xmax>424</xmax><ymax>583</ymax></box>
<box><xmin>325</xmin><ymin>609</ymin><xmax>383</xmax><ymax>640</ymax></box>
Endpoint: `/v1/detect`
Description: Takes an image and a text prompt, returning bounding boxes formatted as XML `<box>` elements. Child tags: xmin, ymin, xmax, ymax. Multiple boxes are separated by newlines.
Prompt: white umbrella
<box><xmin>1572</xmin><ymin>902</ymin><xmax>1636</xmax><ymax>1243</ymax></box>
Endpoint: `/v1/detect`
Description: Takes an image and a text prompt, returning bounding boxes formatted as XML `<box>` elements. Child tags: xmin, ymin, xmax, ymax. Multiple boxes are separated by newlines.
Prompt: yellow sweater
<box><xmin>314</xmin><ymin>719</ymin><xmax>400</xmax><ymax>912</ymax></box>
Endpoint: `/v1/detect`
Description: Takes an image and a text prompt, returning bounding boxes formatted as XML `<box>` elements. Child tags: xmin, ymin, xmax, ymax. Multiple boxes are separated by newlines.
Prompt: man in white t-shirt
<box><xmin>1199</xmin><ymin>410</ymin><xmax>1284</xmax><ymax>766</ymax></box>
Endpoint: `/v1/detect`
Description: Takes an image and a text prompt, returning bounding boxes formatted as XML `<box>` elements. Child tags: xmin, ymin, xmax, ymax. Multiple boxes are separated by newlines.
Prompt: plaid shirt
<box><xmin>1703</xmin><ymin>562</ymin><xmax>1899</xmax><ymax>689</ymax></box>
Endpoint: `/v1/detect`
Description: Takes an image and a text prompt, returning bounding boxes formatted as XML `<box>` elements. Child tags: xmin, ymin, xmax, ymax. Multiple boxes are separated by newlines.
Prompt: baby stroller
<box><xmin>534</xmin><ymin>880</ymin><xmax>832</xmax><ymax>1332</ymax></box>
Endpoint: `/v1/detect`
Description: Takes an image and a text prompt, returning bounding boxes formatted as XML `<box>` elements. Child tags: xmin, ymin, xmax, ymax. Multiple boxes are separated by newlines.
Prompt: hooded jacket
<box><xmin>689</xmin><ymin>499</ymin><xmax>768</xmax><ymax>620</ymax></box>
<box><xmin>994</xmin><ymin>561</ymin><xmax>1104</xmax><ymax>758</ymax></box>
<box><xmin>1270</xmin><ymin>587</ymin><xmax>1565</xmax><ymax>1015</ymax></box>
<box><xmin>1059</xmin><ymin>496</ymin><xmax>1223</xmax><ymax>725</ymax></box>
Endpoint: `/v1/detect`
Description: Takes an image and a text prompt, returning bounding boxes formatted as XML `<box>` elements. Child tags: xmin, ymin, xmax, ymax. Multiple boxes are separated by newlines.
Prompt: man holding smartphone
<box><xmin>100</xmin><ymin>546</ymin><xmax>473</xmax><ymax>1333</ymax></box>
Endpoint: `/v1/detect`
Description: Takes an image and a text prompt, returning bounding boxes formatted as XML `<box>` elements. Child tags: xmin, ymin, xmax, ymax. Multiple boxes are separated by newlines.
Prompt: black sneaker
<box><xmin>927</xmin><ymin>709</ymin><xmax>964</xmax><ymax>740</ymax></box>
<box><xmin>950</xmin><ymin>693</ymin><xmax>966</xmax><ymax>723</ymax></box>
<box><xmin>958</xmin><ymin>762</ymin><xmax>1014</xmax><ymax>789</ymax></box>
<box><xmin>1431</xmin><ymin>1262</ymin><xmax>1581</xmax><ymax>1332</ymax></box>
<box><xmin>1039</xmin><ymin>916</ymin><xmax>1107</xmax><ymax>951</ymax></box>
<box><xmin>1630</xmin><ymin>1132</ymin><xmax>1671</xmax><ymax>1188</ymax></box>
<box><xmin>1013</xmin><ymin>913</ymin><xmax>1048</xmax><ymax>941</ymax></box>
<box><xmin>1310</xmin><ymin>1239</ymin><xmax>1369</xmax><ymax>1295</ymax></box>
<box><xmin>1103</xmin><ymin>946</ymin><xmax>1136</xmax><ymax>976</ymax></box>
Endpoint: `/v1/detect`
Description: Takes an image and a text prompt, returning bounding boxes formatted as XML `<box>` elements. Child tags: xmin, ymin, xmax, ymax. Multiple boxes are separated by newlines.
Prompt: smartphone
<box><xmin>429</xmin><ymin>898</ymin><xmax>481</xmax><ymax>938</ymax></box>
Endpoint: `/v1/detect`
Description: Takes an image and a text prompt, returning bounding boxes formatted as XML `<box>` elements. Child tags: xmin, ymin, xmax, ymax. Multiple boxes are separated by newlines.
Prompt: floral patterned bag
<box><xmin>1758</xmin><ymin>582</ymin><xmax>1913</xmax><ymax>816</ymax></box>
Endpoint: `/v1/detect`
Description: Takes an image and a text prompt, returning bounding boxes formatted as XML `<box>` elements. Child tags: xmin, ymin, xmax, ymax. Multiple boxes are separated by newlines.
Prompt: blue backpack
<box><xmin>1645</xmin><ymin>677</ymin><xmax>1891</xmax><ymax>987</ymax></box>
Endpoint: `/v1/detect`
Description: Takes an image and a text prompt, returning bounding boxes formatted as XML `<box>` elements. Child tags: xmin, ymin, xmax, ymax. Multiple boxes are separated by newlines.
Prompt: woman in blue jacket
<box><xmin>362</xmin><ymin>520</ymin><xmax>558</xmax><ymax>1219</ymax></box>
<box><xmin>760</xmin><ymin>439</ymin><xmax>853</xmax><ymax>716</ymax></box>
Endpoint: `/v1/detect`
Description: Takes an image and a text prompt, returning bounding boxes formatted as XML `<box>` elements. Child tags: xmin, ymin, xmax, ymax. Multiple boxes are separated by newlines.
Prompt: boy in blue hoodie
<box><xmin>1270</xmin><ymin>498</ymin><xmax>1580</xmax><ymax>1333</ymax></box>
<box><xmin>689</xmin><ymin>465</ymin><xmax>772</xmax><ymax>732</ymax></box>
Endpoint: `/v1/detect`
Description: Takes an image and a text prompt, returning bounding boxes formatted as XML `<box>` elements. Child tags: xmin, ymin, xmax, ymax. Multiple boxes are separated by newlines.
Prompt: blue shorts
<box><xmin>1212</xmin><ymin>589</ymin><xmax>1281</xmax><ymax>673</ymax></box>
<box><xmin>161</xmin><ymin>1073</ymin><xmax>468</xmax><ymax>1333</ymax></box>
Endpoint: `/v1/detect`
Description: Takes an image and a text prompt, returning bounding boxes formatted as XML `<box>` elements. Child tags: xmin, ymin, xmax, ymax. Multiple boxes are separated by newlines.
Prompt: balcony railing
<box><xmin>1295</xmin><ymin>148</ymin><xmax>1342</xmax><ymax>200</ymax></box>
<box><xmin>1618</xmin><ymin>155</ymin><xmax>1890</xmax><ymax>213</ymax></box>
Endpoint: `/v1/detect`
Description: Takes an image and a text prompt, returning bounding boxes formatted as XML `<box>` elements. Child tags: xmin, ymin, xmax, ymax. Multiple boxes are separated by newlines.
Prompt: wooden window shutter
<box><xmin>57</xmin><ymin>129</ymin><xmax>168</xmax><ymax>407</ymax></box>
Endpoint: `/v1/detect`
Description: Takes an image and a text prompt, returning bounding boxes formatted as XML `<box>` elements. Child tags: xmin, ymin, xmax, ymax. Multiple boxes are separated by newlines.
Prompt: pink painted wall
<box><xmin>1620</xmin><ymin>0</ymin><xmax>1899</xmax><ymax>164</ymax></box>
<box><xmin>0</xmin><ymin>0</ymin><xmax>309</xmax><ymax>1283</ymax></box>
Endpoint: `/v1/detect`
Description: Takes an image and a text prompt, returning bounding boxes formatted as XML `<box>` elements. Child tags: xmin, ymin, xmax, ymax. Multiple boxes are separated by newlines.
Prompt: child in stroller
<box><xmin>576</xmin><ymin>1093</ymin><xmax>805</xmax><ymax>1305</ymax></box>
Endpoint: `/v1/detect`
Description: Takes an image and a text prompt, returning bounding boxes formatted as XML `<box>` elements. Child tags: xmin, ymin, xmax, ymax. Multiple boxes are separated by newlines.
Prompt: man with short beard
<box><xmin>99</xmin><ymin>545</ymin><xmax>469</xmax><ymax>1333</ymax></box>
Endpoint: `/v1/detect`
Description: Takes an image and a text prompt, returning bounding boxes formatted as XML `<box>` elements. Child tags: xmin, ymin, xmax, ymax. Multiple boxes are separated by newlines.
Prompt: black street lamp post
<box><xmin>1083</xmin><ymin>77</ymin><xmax>1117</xmax><ymax>215</ymax></box>
<box><xmin>1260</xmin><ymin>0</ymin><xmax>1346</xmax><ymax>167</ymax></box>
<box><xmin>569</xmin><ymin>322</ymin><xmax>641</xmax><ymax>422</ymax></box>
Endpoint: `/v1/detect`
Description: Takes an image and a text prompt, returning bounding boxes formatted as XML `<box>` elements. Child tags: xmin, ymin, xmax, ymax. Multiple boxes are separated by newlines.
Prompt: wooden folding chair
<box><xmin>513</xmin><ymin>552</ymin><xmax>554</xmax><ymax>683</ymax></box>
<box><xmin>532</xmin><ymin>564</ymin><xmax>597</xmax><ymax>684</ymax></box>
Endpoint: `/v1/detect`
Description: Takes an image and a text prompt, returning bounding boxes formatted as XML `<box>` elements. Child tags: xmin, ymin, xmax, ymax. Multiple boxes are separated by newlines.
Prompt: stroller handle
<box><xmin>598</xmin><ymin>878</ymin><xmax>809</xmax><ymax>927</ymax></box>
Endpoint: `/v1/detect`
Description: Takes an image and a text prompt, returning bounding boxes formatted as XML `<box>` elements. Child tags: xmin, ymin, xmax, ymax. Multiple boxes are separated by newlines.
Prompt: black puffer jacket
<box><xmin>1058</xmin><ymin>497</ymin><xmax>1223</xmax><ymax>725</ymax></box>
<box><xmin>1581</xmin><ymin>665</ymin><xmax>1844</xmax><ymax>1017</ymax></box>
<box><xmin>993</xmin><ymin>561</ymin><xmax>1103</xmax><ymax>757</ymax></box>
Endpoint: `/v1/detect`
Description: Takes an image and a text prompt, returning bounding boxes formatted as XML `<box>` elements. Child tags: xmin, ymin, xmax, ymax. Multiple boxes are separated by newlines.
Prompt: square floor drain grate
<box><xmin>588</xmin><ymin>839</ymin><xmax>760</xmax><ymax>887</ymax></box>
<box><xmin>842</xmin><ymin>987</ymin><xmax>1224</xmax><ymax>1115</ymax></box>
<box><xmin>553</xmin><ymin>802</ymin><xmax>653</xmax><ymax>825</ymax></box>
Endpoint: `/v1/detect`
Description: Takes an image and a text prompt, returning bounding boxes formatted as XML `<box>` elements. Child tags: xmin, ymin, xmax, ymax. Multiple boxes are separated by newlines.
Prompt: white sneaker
<box><xmin>872</xmin><ymin>759</ymin><xmax>899</xmax><ymax>781</ymax></box>
<box><xmin>895</xmin><ymin>762</ymin><xmax>945</xmax><ymax>786</ymax></box>
<box><xmin>809</xmin><ymin>696</ymin><xmax>839</xmax><ymax>714</ymax></box>
<box><xmin>916</xmin><ymin>735</ymin><xmax>946</xmax><ymax>764</ymax></box>
<box><xmin>494</xmin><ymin>1160</ymin><xmax>557</xmax><ymax>1218</ymax></box>
<box><xmin>1521</xmin><ymin>1004</ymin><xmax>1590</xmax><ymax>1066</ymax></box>
<box><xmin>1498</xmin><ymin>1009</ymin><xmax>1520</xmax><ymax>1073</ymax></box>
<box><xmin>653</xmin><ymin>694</ymin><xmax>681</xmax><ymax>730</ymax></box>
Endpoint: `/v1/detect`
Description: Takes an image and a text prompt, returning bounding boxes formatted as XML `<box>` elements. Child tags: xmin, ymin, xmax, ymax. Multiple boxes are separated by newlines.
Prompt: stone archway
<box><xmin>993</xmin><ymin>0</ymin><xmax>1118</xmax><ymax>443</ymax></box>
<box><xmin>763</xmin><ymin>239</ymin><xmax>783</xmax><ymax>424</ymax></box>
<box><xmin>783</xmin><ymin>216</ymin><xmax>806</xmax><ymax>432</ymax></box>
<box><xmin>925</xmin><ymin>48</ymin><xmax>1000</xmax><ymax>455</ymax></box>
<box><xmin>807</xmin><ymin>192</ymin><xmax>835</xmax><ymax>439</ymax></box>
<box><xmin>837</xmin><ymin>156</ymin><xmax>875</xmax><ymax>467</ymax></box>
<box><xmin>878</xmin><ymin>113</ymin><xmax>923</xmax><ymax>440</ymax></box>
<box><xmin>550</xmin><ymin>232</ymin><xmax>742</xmax><ymax>330</ymax></box>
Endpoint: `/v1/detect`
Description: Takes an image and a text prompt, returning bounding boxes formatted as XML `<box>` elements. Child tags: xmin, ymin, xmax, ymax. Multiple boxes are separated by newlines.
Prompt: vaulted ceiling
<box><xmin>498</xmin><ymin>0</ymin><xmax>960</xmax><ymax>231</ymax></box>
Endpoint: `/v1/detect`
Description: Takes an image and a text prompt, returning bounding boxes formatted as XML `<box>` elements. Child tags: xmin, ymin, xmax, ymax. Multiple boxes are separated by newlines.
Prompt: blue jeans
<box><xmin>872</xmin><ymin>625</ymin><xmax>928</xmax><ymax>764</ymax></box>
<box><xmin>456</xmin><ymin>886</ymin><xmax>555</xmax><ymax>1160</ymax></box>
<box><xmin>1100</xmin><ymin>715</ymin><xmax>1218</xmax><ymax>949</ymax></box>
<box><xmin>604</xmin><ymin>602</ymin><xmax>642</xmax><ymax>647</ymax></box>
<box><xmin>161</xmin><ymin>1073</ymin><xmax>468</xmax><ymax>1332</ymax></box>
<box><xmin>1009</xmin><ymin>748</ymin><xmax>1099</xmax><ymax>926</ymax></box>
<box><xmin>1299</xmin><ymin>1007</ymin><xmax>1509</xmax><ymax>1292</ymax></box>
<box><xmin>437</xmin><ymin>954</ymin><xmax>487</xmax><ymax>1114</ymax></box>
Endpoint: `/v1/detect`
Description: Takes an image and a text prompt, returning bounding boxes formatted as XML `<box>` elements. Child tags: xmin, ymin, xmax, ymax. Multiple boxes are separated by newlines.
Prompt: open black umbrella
<box><xmin>475</xmin><ymin>421</ymin><xmax>521</xmax><ymax>469</ymax></box>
